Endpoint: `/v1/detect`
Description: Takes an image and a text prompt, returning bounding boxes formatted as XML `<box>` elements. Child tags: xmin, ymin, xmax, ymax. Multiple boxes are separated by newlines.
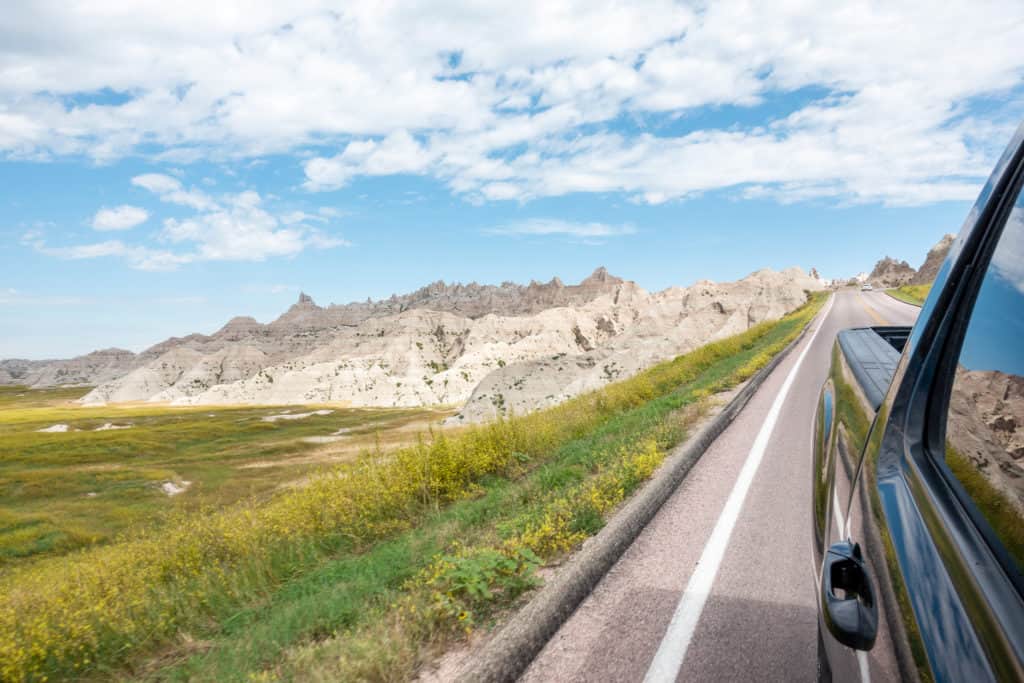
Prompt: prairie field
<box><xmin>0</xmin><ymin>390</ymin><xmax>451</xmax><ymax>567</ymax></box>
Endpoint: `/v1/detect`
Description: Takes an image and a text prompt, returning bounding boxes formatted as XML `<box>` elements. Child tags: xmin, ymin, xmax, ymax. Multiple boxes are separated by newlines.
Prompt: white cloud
<box><xmin>992</xmin><ymin>209</ymin><xmax>1024</xmax><ymax>294</ymax></box>
<box><xmin>160</xmin><ymin>189</ymin><xmax>348</xmax><ymax>262</ymax></box>
<box><xmin>28</xmin><ymin>178</ymin><xmax>349</xmax><ymax>271</ymax></box>
<box><xmin>131</xmin><ymin>173</ymin><xmax>215</xmax><ymax>210</ymax></box>
<box><xmin>280</xmin><ymin>211</ymin><xmax>310</xmax><ymax>225</ymax></box>
<box><xmin>130</xmin><ymin>173</ymin><xmax>181</xmax><ymax>194</ymax></box>
<box><xmin>303</xmin><ymin>129</ymin><xmax>434</xmax><ymax>191</ymax></box>
<box><xmin>91</xmin><ymin>205</ymin><xmax>149</xmax><ymax>231</ymax></box>
<box><xmin>0</xmin><ymin>2</ymin><xmax>1022</xmax><ymax>205</ymax></box>
<box><xmin>33</xmin><ymin>239</ymin><xmax>190</xmax><ymax>271</ymax></box>
<box><xmin>487</xmin><ymin>218</ymin><xmax>635</xmax><ymax>241</ymax></box>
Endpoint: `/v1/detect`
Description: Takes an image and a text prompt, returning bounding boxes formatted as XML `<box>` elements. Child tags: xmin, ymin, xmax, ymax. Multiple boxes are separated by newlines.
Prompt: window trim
<box><xmin>924</xmin><ymin>162</ymin><xmax>1024</xmax><ymax>593</ymax></box>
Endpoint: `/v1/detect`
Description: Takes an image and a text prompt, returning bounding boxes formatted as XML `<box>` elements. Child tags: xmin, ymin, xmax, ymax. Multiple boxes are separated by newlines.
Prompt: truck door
<box><xmin>837</xmin><ymin>128</ymin><xmax>1024</xmax><ymax>682</ymax></box>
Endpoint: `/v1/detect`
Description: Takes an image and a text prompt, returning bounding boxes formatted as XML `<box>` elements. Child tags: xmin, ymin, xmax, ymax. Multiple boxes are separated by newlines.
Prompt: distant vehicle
<box><xmin>860</xmin><ymin>283</ymin><xmax>873</xmax><ymax>291</ymax></box>
<box><xmin>813</xmin><ymin>123</ymin><xmax>1024</xmax><ymax>682</ymax></box>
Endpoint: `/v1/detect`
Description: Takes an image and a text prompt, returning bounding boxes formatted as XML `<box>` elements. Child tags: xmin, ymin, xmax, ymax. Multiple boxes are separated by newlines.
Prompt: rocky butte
<box><xmin>867</xmin><ymin>233</ymin><xmax>955</xmax><ymax>288</ymax></box>
<box><xmin>2</xmin><ymin>267</ymin><xmax>823</xmax><ymax>421</ymax></box>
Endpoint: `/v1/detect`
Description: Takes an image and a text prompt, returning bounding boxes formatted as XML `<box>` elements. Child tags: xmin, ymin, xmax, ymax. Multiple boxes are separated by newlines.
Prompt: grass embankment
<box><xmin>886</xmin><ymin>284</ymin><xmax>931</xmax><ymax>306</ymax></box>
<box><xmin>0</xmin><ymin>293</ymin><xmax>826</xmax><ymax>681</ymax></box>
<box><xmin>946</xmin><ymin>444</ymin><xmax>1024</xmax><ymax>569</ymax></box>
<box><xmin>0</xmin><ymin>389</ymin><xmax>446</xmax><ymax>567</ymax></box>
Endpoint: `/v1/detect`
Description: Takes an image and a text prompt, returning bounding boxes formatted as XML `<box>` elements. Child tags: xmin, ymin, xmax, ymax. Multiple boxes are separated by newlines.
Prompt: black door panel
<box><xmin>816</xmin><ymin>121</ymin><xmax>1024</xmax><ymax>682</ymax></box>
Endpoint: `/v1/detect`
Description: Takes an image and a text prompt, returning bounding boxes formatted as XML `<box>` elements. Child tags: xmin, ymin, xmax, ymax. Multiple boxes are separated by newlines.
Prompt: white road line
<box><xmin>857</xmin><ymin>651</ymin><xmax>873</xmax><ymax>683</ymax></box>
<box><xmin>832</xmin><ymin>488</ymin><xmax>845</xmax><ymax>538</ymax></box>
<box><xmin>644</xmin><ymin>295</ymin><xmax>834</xmax><ymax>683</ymax></box>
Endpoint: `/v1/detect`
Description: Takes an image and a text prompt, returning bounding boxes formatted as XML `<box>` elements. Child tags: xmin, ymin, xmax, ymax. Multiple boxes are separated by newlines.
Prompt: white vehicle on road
<box><xmin>860</xmin><ymin>283</ymin><xmax>873</xmax><ymax>291</ymax></box>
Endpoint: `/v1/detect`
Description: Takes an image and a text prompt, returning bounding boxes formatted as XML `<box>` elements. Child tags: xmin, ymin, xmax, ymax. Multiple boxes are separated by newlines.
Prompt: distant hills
<box><xmin>1</xmin><ymin>267</ymin><xmax>823</xmax><ymax>419</ymax></box>
<box><xmin>3</xmin><ymin>230</ymin><xmax>959</xmax><ymax>418</ymax></box>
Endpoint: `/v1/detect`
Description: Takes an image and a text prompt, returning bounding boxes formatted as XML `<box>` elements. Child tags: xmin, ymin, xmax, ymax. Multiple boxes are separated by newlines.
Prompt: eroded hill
<box><xmin>4</xmin><ymin>267</ymin><xmax>823</xmax><ymax>419</ymax></box>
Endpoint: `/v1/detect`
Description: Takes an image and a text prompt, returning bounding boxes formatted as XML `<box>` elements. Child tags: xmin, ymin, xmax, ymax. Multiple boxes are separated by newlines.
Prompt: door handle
<box><xmin>821</xmin><ymin>540</ymin><xmax>878</xmax><ymax>651</ymax></box>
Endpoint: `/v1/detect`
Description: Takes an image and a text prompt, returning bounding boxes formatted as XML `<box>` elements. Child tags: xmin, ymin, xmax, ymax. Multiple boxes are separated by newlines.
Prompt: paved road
<box><xmin>523</xmin><ymin>289</ymin><xmax>919</xmax><ymax>682</ymax></box>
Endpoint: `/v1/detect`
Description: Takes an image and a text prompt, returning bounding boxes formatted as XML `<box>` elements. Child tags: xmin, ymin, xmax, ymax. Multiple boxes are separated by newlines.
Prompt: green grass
<box><xmin>0</xmin><ymin>293</ymin><xmax>826</xmax><ymax>681</ymax></box>
<box><xmin>142</xmin><ymin>295</ymin><xmax>827</xmax><ymax>682</ymax></box>
<box><xmin>886</xmin><ymin>283</ymin><xmax>931</xmax><ymax>306</ymax></box>
<box><xmin>0</xmin><ymin>388</ymin><xmax>449</xmax><ymax>567</ymax></box>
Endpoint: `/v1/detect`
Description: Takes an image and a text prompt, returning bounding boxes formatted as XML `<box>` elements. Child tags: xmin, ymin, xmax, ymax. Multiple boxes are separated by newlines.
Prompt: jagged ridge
<box><xmin>78</xmin><ymin>267</ymin><xmax>822</xmax><ymax>418</ymax></box>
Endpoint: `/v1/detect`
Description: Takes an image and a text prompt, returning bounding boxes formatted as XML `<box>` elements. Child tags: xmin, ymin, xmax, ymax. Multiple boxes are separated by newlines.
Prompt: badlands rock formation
<box><xmin>947</xmin><ymin>367</ymin><xmax>1024</xmax><ymax>513</ymax></box>
<box><xmin>458</xmin><ymin>268</ymin><xmax>817</xmax><ymax>421</ymax></box>
<box><xmin>910</xmin><ymin>233</ymin><xmax>955</xmax><ymax>285</ymax></box>
<box><xmin>0</xmin><ymin>349</ymin><xmax>136</xmax><ymax>388</ymax></box>
<box><xmin>863</xmin><ymin>233</ymin><xmax>956</xmax><ymax>289</ymax></box>
<box><xmin>4</xmin><ymin>267</ymin><xmax>822</xmax><ymax>420</ymax></box>
<box><xmin>75</xmin><ymin>267</ymin><xmax>821</xmax><ymax>420</ymax></box>
<box><xmin>867</xmin><ymin>256</ymin><xmax>916</xmax><ymax>288</ymax></box>
<box><xmin>0</xmin><ymin>270</ymin><xmax>625</xmax><ymax>390</ymax></box>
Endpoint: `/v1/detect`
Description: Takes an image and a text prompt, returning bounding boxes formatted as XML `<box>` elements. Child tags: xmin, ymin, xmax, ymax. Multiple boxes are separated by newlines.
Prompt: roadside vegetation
<box><xmin>886</xmin><ymin>283</ymin><xmax>931</xmax><ymax>306</ymax></box>
<box><xmin>0</xmin><ymin>293</ymin><xmax>826</xmax><ymax>682</ymax></box>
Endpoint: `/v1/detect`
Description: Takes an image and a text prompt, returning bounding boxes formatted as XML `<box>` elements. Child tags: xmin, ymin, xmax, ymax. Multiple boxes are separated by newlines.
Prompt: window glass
<box><xmin>944</xmin><ymin>204</ymin><xmax>1024</xmax><ymax>572</ymax></box>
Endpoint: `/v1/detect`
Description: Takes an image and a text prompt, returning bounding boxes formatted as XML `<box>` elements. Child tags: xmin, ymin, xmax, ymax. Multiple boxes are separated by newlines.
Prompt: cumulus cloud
<box><xmin>91</xmin><ymin>205</ymin><xmax>149</xmax><ymax>231</ymax></box>
<box><xmin>160</xmin><ymin>189</ymin><xmax>349</xmax><ymax>262</ymax></box>
<box><xmin>131</xmin><ymin>173</ymin><xmax>215</xmax><ymax>210</ymax></box>
<box><xmin>0</xmin><ymin>2</ymin><xmax>1022</xmax><ymax>205</ymax></box>
<box><xmin>29</xmin><ymin>177</ymin><xmax>349</xmax><ymax>271</ymax></box>
<box><xmin>303</xmin><ymin>130</ymin><xmax>434</xmax><ymax>191</ymax></box>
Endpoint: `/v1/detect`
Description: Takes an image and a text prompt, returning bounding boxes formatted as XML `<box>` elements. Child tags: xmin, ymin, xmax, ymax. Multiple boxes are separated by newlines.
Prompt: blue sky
<box><xmin>2</xmin><ymin>2</ymin><xmax>1023</xmax><ymax>359</ymax></box>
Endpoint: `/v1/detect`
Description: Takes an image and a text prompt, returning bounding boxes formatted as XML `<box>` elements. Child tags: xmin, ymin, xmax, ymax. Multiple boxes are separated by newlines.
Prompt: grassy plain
<box><xmin>886</xmin><ymin>283</ymin><xmax>931</xmax><ymax>306</ymax></box>
<box><xmin>0</xmin><ymin>388</ymin><xmax>450</xmax><ymax>567</ymax></box>
<box><xmin>0</xmin><ymin>293</ymin><xmax>826</xmax><ymax>681</ymax></box>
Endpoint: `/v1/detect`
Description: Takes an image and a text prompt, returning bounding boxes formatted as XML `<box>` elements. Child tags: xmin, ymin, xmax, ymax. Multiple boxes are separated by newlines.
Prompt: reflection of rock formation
<box><xmin>947</xmin><ymin>367</ymin><xmax>1024</xmax><ymax>512</ymax></box>
<box><xmin>911</xmin><ymin>234</ymin><xmax>955</xmax><ymax>285</ymax></box>
<box><xmin>860</xmin><ymin>233</ymin><xmax>954</xmax><ymax>289</ymax></box>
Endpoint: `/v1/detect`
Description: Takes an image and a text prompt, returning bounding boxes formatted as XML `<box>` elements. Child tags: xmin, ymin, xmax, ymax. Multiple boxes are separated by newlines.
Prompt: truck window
<box><xmin>942</xmin><ymin>205</ymin><xmax>1024</xmax><ymax>574</ymax></box>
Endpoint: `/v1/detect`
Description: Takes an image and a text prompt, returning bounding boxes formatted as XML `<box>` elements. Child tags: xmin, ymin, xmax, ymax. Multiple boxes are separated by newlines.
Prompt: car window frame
<box><xmin>924</xmin><ymin>164</ymin><xmax>1024</xmax><ymax>594</ymax></box>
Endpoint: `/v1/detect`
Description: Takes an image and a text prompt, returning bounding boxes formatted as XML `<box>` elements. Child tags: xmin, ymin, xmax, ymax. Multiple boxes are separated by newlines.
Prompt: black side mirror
<box><xmin>821</xmin><ymin>541</ymin><xmax>879</xmax><ymax>651</ymax></box>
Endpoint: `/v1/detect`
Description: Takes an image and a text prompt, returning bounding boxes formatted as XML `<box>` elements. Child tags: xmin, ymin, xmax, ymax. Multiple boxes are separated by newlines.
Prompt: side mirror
<box><xmin>821</xmin><ymin>541</ymin><xmax>878</xmax><ymax>651</ymax></box>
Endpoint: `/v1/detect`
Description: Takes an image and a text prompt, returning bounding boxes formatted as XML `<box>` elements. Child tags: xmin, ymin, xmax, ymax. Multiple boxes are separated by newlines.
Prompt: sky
<box><xmin>2</xmin><ymin>1</ymin><xmax>1024</xmax><ymax>359</ymax></box>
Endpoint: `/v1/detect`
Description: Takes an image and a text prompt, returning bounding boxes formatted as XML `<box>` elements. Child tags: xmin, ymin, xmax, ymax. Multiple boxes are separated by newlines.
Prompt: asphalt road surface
<box><xmin>523</xmin><ymin>289</ymin><xmax>920</xmax><ymax>683</ymax></box>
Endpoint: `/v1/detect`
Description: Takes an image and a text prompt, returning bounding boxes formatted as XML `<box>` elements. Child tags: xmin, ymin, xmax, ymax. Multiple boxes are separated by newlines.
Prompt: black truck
<box><xmin>813</xmin><ymin>123</ymin><xmax>1024</xmax><ymax>682</ymax></box>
